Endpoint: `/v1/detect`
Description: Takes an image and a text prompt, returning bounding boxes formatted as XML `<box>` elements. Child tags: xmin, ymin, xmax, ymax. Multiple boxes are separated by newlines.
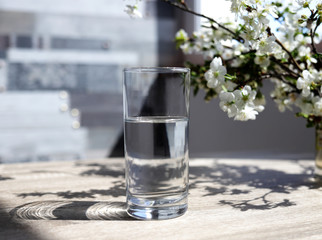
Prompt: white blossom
<box><xmin>254</xmin><ymin>55</ymin><xmax>270</xmax><ymax>68</ymax></box>
<box><xmin>124</xmin><ymin>4</ymin><xmax>142</xmax><ymax>18</ymax></box>
<box><xmin>219</xmin><ymin>91</ymin><xmax>238</xmax><ymax>118</ymax></box>
<box><xmin>313</xmin><ymin>97</ymin><xmax>322</xmax><ymax>116</ymax></box>
<box><xmin>229</xmin><ymin>0</ymin><xmax>244</xmax><ymax>20</ymax></box>
<box><xmin>297</xmin><ymin>46</ymin><xmax>317</xmax><ymax>66</ymax></box>
<box><xmin>295</xmin><ymin>95</ymin><xmax>314</xmax><ymax>115</ymax></box>
<box><xmin>175</xmin><ymin>27</ymin><xmax>228</xmax><ymax>59</ymax></box>
<box><xmin>297</xmin><ymin>70</ymin><xmax>315</xmax><ymax>97</ymax></box>
<box><xmin>219</xmin><ymin>85</ymin><xmax>265</xmax><ymax>121</ymax></box>
<box><xmin>295</xmin><ymin>0</ymin><xmax>312</xmax><ymax>6</ymax></box>
<box><xmin>180</xmin><ymin>42</ymin><xmax>194</xmax><ymax>54</ymax></box>
<box><xmin>193</xmin><ymin>29</ymin><xmax>213</xmax><ymax>50</ymax></box>
<box><xmin>295</xmin><ymin>34</ymin><xmax>311</xmax><ymax>46</ymax></box>
<box><xmin>234</xmin><ymin>105</ymin><xmax>259</xmax><ymax>121</ymax></box>
<box><xmin>204</xmin><ymin>57</ymin><xmax>227</xmax><ymax>88</ymax></box>
<box><xmin>253</xmin><ymin>35</ymin><xmax>278</xmax><ymax>55</ymax></box>
<box><xmin>270</xmin><ymin>79</ymin><xmax>295</xmax><ymax>112</ymax></box>
<box><xmin>175</xmin><ymin>29</ymin><xmax>189</xmax><ymax>42</ymax></box>
<box><xmin>222</xmin><ymin>80</ymin><xmax>238</xmax><ymax>92</ymax></box>
<box><xmin>277</xmin><ymin>24</ymin><xmax>296</xmax><ymax>51</ymax></box>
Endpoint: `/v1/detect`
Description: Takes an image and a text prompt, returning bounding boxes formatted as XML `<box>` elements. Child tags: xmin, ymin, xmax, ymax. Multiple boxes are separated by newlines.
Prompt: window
<box><xmin>0</xmin><ymin>0</ymin><xmax>160</xmax><ymax>163</ymax></box>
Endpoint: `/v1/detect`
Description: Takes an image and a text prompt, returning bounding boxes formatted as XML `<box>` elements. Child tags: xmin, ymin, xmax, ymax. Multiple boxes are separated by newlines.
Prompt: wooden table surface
<box><xmin>0</xmin><ymin>158</ymin><xmax>322</xmax><ymax>240</ymax></box>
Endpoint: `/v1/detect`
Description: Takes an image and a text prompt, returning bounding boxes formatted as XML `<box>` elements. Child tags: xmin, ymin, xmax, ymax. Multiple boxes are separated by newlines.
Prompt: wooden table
<box><xmin>1</xmin><ymin>158</ymin><xmax>322</xmax><ymax>240</ymax></box>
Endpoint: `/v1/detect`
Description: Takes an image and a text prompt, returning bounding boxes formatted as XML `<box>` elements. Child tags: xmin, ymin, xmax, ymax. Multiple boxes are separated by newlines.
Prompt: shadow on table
<box><xmin>1</xmin><ymin>201</ymin><xmax>45</xmax><ymax>240</ymax></box>
<box><xmin>189</xmin><ymin>161</ymin><xmax>321</xmax><ymax>211</ymax></box>
<box><xmin>0</xmin><ymin>175</ymin><xmax>13</xmax><ymax>181</ymax></box>
<box><xmin>16</xmin><ymin>183</ymin><xmax>125</xmax><ymax>199</ymax></box>
<box><xmin>11</xmin><ymin>160</ymin><xmax>322</xmax><ymax>217</ymax></box>
<box><xmin>16</xmin><ymin>162</ymin><xmax>126</xmax><ymax>199</ymax></box>
<box><xmin>10</xmin><ymin>201</ymin><xmax>133</xmax><ymax>220</ymax></box>
<box><xmin>10</xmin><ymin>161</ymin><xmax>133</xmax><ymax>220</ymax></box>
<box><xmin>76</xmin><ymin>162</ymin><xmax>125</xmax><ymax>178</ymax></box>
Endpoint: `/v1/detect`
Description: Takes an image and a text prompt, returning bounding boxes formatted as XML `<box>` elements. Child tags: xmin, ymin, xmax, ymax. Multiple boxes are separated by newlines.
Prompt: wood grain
<box><xmin>0</xmin><ymin>158</ymin><xmax>321</xmax><ymax>240</ymax></box>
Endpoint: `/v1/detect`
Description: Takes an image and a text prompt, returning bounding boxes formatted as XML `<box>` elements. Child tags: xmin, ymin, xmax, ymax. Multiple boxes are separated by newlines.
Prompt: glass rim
<box><xmin>123</xmin><ymin>67</ymin><xmax>190</xmax><ymax>73</ymax></box>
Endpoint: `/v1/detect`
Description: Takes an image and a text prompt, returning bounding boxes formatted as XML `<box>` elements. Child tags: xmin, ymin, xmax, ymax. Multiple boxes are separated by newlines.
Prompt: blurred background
<box><xmin>0</xmin><ymin>0</ymin><xmax>314</xmax><ymax>163</ymax></box>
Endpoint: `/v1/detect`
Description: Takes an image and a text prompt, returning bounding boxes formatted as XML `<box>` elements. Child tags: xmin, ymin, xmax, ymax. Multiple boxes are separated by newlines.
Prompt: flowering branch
<box><xmin>124</xmin><ymin>0</ymin><xmax>322</xmax><ymax>127</ymax></box>
<box><xmin>270</xmin><ymin>58</ymin><xmax>301</xmax><ymax>79</ymax></box>
<box><xmin>161</xmin><ymin>0</ymin><xmax>244</xmax><ymax>43</ymax></box>
<box><xmin>266</xmin><ymin>28</ymin><xmax>303</xmax><ymax>72</ymax></box>
<box><xmin>311</xmin><ymin>15</ymin><xmax>322</xmax><ymax>68</ymax></box>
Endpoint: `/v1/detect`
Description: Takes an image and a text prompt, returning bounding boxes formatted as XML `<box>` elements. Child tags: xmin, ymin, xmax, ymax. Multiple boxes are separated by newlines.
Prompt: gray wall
<box><xmin>189</xmin><ymin>83</ymin><xmax>314</xmax><ymax>159</ymax></box>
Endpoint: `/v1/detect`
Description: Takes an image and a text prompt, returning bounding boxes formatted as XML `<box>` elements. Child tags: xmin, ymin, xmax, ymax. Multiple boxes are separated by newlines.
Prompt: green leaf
<box><xmin>296</xmin><ymin>112</ymin><xmax>308</xmax><ymax>118</ymax></box>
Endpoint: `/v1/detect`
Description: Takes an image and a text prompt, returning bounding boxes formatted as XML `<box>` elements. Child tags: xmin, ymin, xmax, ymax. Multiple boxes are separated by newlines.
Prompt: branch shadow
<box><xmin>16</xmin><ymin>162</ymin><xmax>126</xmax><ymax>199</ymax></box>
<box><xmin>189</xmin><ymin>161</ymin><xmax>321</xmax><ymax>211</ymax></box>
<box><xmin>76</xmin><ymin>163</ymin><xmax>124</xmax><ymax>178</ymax></box>
<box><xmin>12</xmin><ymin>162</ymin><xmax>133</xmax><ymax>221</ymax></box>
<box><xmin>10</xmin><ymin>201</ymin><xmax>134</xmax><ymax>221</ymax></box>
<box><xmin>0</xmin><ymin>175</ymin><xmax>13</xmax><ymax>181</ymax></box>
<box><xmin>14</xmin><ymin>160</ymin><xmax>322</xmax><ymax>213</ymax></box>
<box><xmin>17</xmin><ymin>180</ymin><xmax>125</xmax><ymax>199</ymax></box>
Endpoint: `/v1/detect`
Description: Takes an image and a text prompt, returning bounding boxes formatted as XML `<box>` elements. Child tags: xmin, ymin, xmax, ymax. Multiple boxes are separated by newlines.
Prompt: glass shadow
<box><xmin>10</xmin><ymin>201</ymin><xmax>134</xmax><ymax>221</ymax></box>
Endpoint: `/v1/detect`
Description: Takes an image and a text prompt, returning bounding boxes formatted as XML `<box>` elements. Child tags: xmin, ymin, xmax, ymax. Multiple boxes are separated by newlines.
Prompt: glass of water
<box><xmin>123</xmin><ymin>67</ymin><xmax>190</xmax><ymax>220</ymax></box>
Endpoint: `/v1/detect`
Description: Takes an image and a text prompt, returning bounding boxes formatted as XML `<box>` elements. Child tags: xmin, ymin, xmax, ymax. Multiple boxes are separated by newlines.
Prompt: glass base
<box><xmin>127</xmin><ymin>203</ymin><xmax>187</xmax><ymax>220</ymax></box>
<box><xmin>126</xmin><ymin>193</ymin><xmax>188</xmax><ymax>220</ymax></box>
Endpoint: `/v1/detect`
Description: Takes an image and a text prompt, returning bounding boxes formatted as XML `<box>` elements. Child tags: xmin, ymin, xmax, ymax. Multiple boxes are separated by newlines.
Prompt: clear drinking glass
<box><xmin>123</xmin><ymin>67</ymin><xmax>190</xmax><ymax>220</ymax></box>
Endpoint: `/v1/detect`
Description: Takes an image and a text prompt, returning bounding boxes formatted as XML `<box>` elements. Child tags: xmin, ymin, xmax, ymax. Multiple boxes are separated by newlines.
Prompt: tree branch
<box><xmin>161</xmin><ymin>0</ymin><xmax>244</xmax><ymax>42</ymax></box>
<box><xmin>264</xmin><ymin>27</ymin><xmax>301</xmax><ymax>72</ymax></box>
<box><xmin>310</xmin><ymin>13</ymin><xmax>322</xmax><ymax>68</ymax></box>
<box><xmin>270</xmin><ymin>57</ymin><xmax>301</xmax><ymax>79</ymax></box>
<box><xmin>271</xmin><ymin>34</ymin><xmax>302</xmax><ymax>73</ymax></box>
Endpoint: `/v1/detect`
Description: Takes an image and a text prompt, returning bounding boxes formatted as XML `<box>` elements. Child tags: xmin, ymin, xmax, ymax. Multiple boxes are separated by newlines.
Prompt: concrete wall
<box><xmin>189</xmin><ymin>83</ymin><xmax>314</xmax><ymax>159</ymax></box>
